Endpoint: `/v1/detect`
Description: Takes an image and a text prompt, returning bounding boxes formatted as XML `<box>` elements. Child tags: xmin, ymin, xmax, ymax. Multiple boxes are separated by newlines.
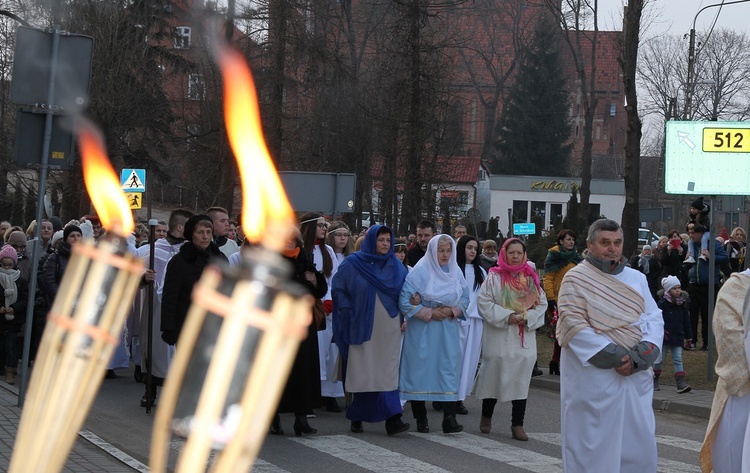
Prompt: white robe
<box><xmin>134</xmin><ymin>239</ymin><xmax>183</xmax><ymax>378</ymax></box>
<box><xmin>560</xmin><ymin>267</ymin><xmax>663</xmax><ymax>473</ymax></box>
<box><xmin>314</xmin><ymin>244</ymin><xmax>344</xmax><ymax>397</ymax></box>
<box><xmin>457</xmin><ymin>265</ymin><xmax>485</xmax><ymax>401</ymax></box>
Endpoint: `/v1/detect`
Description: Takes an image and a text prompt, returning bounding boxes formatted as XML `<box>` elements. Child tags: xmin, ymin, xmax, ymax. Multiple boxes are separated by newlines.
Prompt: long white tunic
<box><xmin>314</xmin><ymin>244</ymin><xmax>344</xmax><ymax>397</ymax></box>
<box><xmin>473</xmin><ymin>271</ymin><xmax>547</xmax><ymax>401</ymax></box>
<box><xmin>457</xmin><ymin>265</ymin><xmax>486</xmax><ymax>400</ymax></box>
<box><xmin>134</xmin><ymin>239</ymin><xmax>184</xmax><ymax>378</ymax></box>
<box><xmin>560</xmin><ymin>266</ymin><xmax>663</xmax><ymax>473</ymax></box>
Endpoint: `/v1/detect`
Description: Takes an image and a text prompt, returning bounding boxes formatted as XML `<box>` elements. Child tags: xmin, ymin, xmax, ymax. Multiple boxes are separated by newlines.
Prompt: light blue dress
<box><xmin>398</xmin><ymin>278</ymin><xmax>469</xmax><ymax>402</ymax></box>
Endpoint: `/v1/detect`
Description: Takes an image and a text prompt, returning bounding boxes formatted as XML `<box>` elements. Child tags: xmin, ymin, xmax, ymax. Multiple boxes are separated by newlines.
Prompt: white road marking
<box><xmin>253</xmin><ymin>458</ymin><xmax>292</xmax><ymax>472</ymax></box>
<box><xmin>529</xmin><ymin>433</ymin><xmax>701</xmax><ymax>473</ymax></box>
<box><xmin>413</xmin><ymin>432</ymin><xmax>563</xmax><ymax>473</ymax></box>
<box><xmin>79</xmin><ymin>430</ymin><xmax>150</xmax><ymax>472</ymax></box>
<box><xmin>291</xmin><ymin>434</ymin><xmax>451</xmax><ymax>472</ymax></box>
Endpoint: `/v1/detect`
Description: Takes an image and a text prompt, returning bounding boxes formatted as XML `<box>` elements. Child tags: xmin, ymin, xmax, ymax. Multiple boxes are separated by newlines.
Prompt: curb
<box><xmin>531</xmin><ymin>373</ymin><xmax>713</xmax><ymax>420</ymax></box>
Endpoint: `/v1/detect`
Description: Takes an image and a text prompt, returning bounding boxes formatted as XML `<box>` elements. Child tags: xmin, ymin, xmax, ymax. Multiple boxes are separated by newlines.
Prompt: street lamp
<box><xmin>684</xmin><ymin>0</ymin><xmax>750</xmax><ymax>119</ymax></box>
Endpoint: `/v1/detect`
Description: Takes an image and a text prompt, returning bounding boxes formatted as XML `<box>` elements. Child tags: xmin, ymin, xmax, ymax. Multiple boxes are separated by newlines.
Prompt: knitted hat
<box><xmin>641</xmin><ymin>244</ymin><xmax>651</xmax><ymax>251</ymax></box>
<box><xmin>183</xmin><ymin>215</ymin><xmax>213</xmax><ymax>242</ymax></box>
<box><xmin>690</xmin><ymin>196</ymin><xmax>704</xmax><ymax>210</ymax></box>
<box><xmin>50</xmin><ymin>230</ymin><xmax>64</xmax><ymax>248</ymax></box>
<box><xmin>662</xmin><ymin>275</ymin><xmax>681</xmax><ymax>293</ymax></box>
<box><xmin>7</xmin><ymin>231</ymin><xmax>26</xmax><ymax>248</ymax></box>
<box><xmin>49</xmin><ymin>216</ymin><xmax>63</xmax><ymax>232</ymax></box>
<box><xmin>0</xmin><ymin>245</ymin><xmax>18</xmax><ymax>265</ymax></box>
<box><xmin>63</xmin><ymin>225</ymin><xmax>82</xmax><ymax>242</ymax></box>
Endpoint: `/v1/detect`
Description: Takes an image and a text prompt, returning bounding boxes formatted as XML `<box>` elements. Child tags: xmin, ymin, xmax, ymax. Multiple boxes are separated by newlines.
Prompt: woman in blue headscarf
<box><xmin>331</xmin><ymin>225</ymin><xmax>410</xmax><ymax>435</ymax></box>
<box><xmin>399</xmin><ymin>235</ymin><xmax>470</xmax><ymax>434</ymax></box>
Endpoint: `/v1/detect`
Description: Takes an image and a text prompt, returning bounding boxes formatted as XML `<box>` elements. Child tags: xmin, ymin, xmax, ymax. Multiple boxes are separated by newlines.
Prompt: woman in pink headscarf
<box><xmin>473</xmin><ymin>238</ymin><xmax>547</xmax><ymax>441</ymax></box>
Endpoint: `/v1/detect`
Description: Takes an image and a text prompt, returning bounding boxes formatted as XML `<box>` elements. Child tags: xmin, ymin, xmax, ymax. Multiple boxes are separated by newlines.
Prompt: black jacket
<box><xmin>657</xmin><ymin>290</ymin><xmax>692</xmax><ymax>347</ymax></box>
<box><xmin>160</xmin><ymin>241</ymin><xmax>227</xmax><ymax>343</ymax></box>
<box><xmin>40</xmin><ymin>241</ymin><xmax>73</xmax><ymax>303</ymax></box>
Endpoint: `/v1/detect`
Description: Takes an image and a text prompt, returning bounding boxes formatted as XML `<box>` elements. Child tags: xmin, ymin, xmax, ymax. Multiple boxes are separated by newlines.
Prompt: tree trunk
<box><xmin>266</xmin><ymin>0</ymin><xmax>287</xmax><ymax>162</ymax></box>
<box><xmin>401</xmin><ymin>0</ymin><xmax>423</xmax><ymax>235</ymax></box>
<box><xmin>618</xmin><ymin>1</ymin><xmax>644</xmax><ymax>258</ymax></box>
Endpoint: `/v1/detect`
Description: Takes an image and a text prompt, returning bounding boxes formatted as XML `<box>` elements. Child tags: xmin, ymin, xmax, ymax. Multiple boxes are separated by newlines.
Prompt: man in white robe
<box><xmin>135</xmin><ymin>209</ymin><xmax>192</xmax><ymax>406</ymax></box>
<box><xmin>557</xmin><ymin>219</ymin><xmax>664</xmax><ymax>473</ymax></box>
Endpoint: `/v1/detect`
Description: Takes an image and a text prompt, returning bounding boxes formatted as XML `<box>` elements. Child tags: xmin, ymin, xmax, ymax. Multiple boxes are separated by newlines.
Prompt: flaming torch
<box><xmin>9</xmin><ymin>121</ymin><xmax>144</xmax><ymax>473</ymax></box>
<box><xmin>149</xmin><ymin>46</ymin><xmax>313</xmax><ymax>473</ymax></box>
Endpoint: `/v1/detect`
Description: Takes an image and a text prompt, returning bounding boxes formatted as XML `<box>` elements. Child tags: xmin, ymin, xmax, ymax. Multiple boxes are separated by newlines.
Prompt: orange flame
<box><xmin>77</xmin><ymin>121</ymin><xmax>135</xmax><ymax>236</ymax></box>
<box><xmin>218</xmin><ymin>46</ymin><xmax>294</xmax><ymax>251</ymax></box>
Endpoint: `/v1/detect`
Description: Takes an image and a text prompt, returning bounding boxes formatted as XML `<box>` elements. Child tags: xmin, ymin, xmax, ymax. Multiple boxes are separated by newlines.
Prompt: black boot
<box><xmin>549</xmin><ymin>361</ymin><xmax>560</xmax><ymax>375</ymax></box>
<box><xmin>269</xmin><ymin>414</ymin><xmax>284</xmax><ymax>435</ymax></box>
<box><xmin>385</xmin><ymin>414</ymin><xmax>410</xmax><ymax>436</ymax></box>
<box><xmin>455</xmin><ymin>401</ymin><xmax>468</xmax><ymax>415</ymax></box>
<box><xmin>140</xmin><ymin>384</ymin><xmax>158</xmax><ymax>408</ymax></box>
<box><xmin>134</xmin><ymin>365</ymin><xmax>144</xmax><ymax>383</ymax></box>
<box><xmin>324</xmin><ymin>396</ymin><xmax>342</xmax><ymax>413</ymax></box>
<box><xmin>442</xmin><ymin>414</ymin><xmax>463</xmax><ymax>434</ymax></box>
<box><xmin>293</xmin><ymin>415</ymin><xmax>317</xmax><ymax>436</ymax></box>
<box><xmin>532</xmin><ymin>361</ymin><xmax>543</xmax><ymax>377</ymax></box>
<box><xmin>350</xmin><ymin>420</ymin><xmax>364</xmax><ymax>433</ymax></box>
<box><xmin>416</xmin><ymin>417</ymin><xmax>429</xmax><ymax>433</ymax></box>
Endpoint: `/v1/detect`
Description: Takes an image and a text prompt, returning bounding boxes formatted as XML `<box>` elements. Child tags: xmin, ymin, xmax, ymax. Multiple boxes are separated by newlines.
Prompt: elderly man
<box><xmin>453</xmin><ymin>225</ymin><xmax>467</xmax><ymax>241</ymax></box>
<box><xmin>556</xmin><ymin>219</ymin><xmax>664</xmax><ymax>473</ymax></box>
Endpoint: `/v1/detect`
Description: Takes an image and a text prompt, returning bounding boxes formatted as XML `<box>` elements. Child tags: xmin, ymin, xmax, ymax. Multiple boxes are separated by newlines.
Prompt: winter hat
<box><xmin>50</xmin><ymin>230</ymin><xmax>64</xmax><ymax>248</ymax></box>
<box><xmin>690</xmin><ymin>196</ymin><xmax>705</xmax><ymax>210</ymax></box>
<box><xmin>63</xmin><ymin>225</ymin><xmax>82</xmax><ymax>242</ymax></box>
<box><xmin>7</xmin><ymin>231</ymin><xmax>26</xmax><ymax>248</ymax></box>
<box><xmin>49</xmin><ymin>216</ymin><xmax>63</xmax><ymax>232</ymax></box>
<box><xmin>183</xmin><ymin>215</ymin><xmax>213</xmax><ymax>242</ymax></box>
<box><xmin>0</xmin><ymin>245</ymin><xmax>18</xmax><ymax>265</ymax></box>
<box><xmin>662</xmin><ymin>275</ymin><xmax>681</xmax><ymax>293</ymax></box>
<box><xmin>641</xmin><ymin>245</ymin><xmax>651</xmax><ymax>251</ymax></box>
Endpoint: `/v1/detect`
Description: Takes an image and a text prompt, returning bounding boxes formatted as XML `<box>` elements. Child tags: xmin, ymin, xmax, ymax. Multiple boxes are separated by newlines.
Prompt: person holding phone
<box><xmin>659</xmin><ymin>229</ymin><xmax>688</xmax><ymax>288</ymax></box>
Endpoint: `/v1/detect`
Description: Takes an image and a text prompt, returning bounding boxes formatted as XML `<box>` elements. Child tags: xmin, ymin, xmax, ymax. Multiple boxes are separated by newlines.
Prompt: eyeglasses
<box><xmin>317</xmin><ymin>223</ymin><xmax>329</xmax><ymax>229</ymax></box>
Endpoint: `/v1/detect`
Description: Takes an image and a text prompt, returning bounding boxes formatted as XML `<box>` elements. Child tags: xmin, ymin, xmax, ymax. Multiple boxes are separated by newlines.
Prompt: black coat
<box><xmin>40</xmin><ymin>241</ymin><xmax>73</xmax><ymax>304</ymax></box>
<box><xmin>0</xmin><ymin>274</ymin><xmax>28</xmax><ymax>329</ymax></box>
<box><xmin>658</xmin><ymin>243</ymin><xmax>689</xmax><ymax>287</ymax></box>
<box><xmin>278</xmin><ymin>248</ymin><xmax>327</xmax><ymax>415</ymax></box>
<box><xmin>657</xmin><ymin>291</ymin><xmax>692</xmax><ymax>347</ymax></box>
<box><xmin>160</xmin><ymin>241</ymin><xmax>227</xmax><ymax>341</ymax></box>
<box><xmin>406</xmin><ymin>245</ymin><xmax>426</xmax><ymax>267</ymax></box>
<box><xmin>628</xmin><ymin>254</ymin><xmax>662</xmax><ymax>301</ymax></box>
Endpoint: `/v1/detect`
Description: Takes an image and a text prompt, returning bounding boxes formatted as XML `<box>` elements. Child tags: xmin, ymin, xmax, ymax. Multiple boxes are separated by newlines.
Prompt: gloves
<box><xmin>4</xmin><ymin>313</ymin><xmax>13</xmax><ymax>321</ymax></box>
<box><xmin>588</xmin><ymin>343</ymin><xmax>629</xmax><ymax>369</ymax></box>
<box><xmin>161</xmin><ymin>330</ymin><xmax>178</xmax><ymax>346</ymax></box>
<box><xmin>628</xmin><ymin>342</ymin><xmax>660</xmax><ymax>373</ymax></box>
<box><xmin>323</xmin><ymin>299</ymin><xmax>333</xmax><ymax>315</ymax></box>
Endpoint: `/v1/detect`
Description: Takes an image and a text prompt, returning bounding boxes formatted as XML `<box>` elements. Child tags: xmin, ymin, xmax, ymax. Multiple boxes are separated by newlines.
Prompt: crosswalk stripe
<box><xmin>291</xmin><ymin>435</ymin><xmax>451</xmax><ymax>472</ymax></box>
<box><xmin>253</xmin><ymin>458</ymin><xmax>292</xmax><ymax>473</ymax></box>
<box><xmin>412</xmin><ymin>432</ymin><xmax>563</xmax><ymax>473</ymax></box>
<box><xmin>655</xmin><ymin>434</ymin><xmax>703</xmax><ymax>452</ymax></box>
<box><xmin>528</xmin><ymin>433</ymin><xmax>701</xmax><ymax>473</ymax></box>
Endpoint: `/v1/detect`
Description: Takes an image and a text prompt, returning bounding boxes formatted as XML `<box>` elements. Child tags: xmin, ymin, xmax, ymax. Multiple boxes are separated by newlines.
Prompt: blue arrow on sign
<box><xmin>121</xmin><ymin>169</ymin><xmax>146</xmax><ymax>193</ymax></box>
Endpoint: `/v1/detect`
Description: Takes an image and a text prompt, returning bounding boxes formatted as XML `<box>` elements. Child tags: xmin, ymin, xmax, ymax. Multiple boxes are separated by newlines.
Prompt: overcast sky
<box><xmin>599</xmin><ymin>0</ymin><xmax>750</xmax><ymax>37</ymax></box>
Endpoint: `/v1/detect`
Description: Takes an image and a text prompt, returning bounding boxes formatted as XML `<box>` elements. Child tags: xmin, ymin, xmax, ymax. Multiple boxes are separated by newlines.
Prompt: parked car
<box><xmin>638</xmin><ymin>228</ymin><xmax>660</xmax><ymax>250</ymax></box>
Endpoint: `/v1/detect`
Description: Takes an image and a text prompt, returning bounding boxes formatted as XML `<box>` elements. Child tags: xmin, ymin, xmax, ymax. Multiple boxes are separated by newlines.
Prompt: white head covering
<box><xmin>661</xmin><ymin>275</ymin><xmax>681</xmax><ymax>293</ymax></box>
<box><xmin>406</xmin><ymin>234</ymin><xmax>466</xmax><ymax>305</ymax></box>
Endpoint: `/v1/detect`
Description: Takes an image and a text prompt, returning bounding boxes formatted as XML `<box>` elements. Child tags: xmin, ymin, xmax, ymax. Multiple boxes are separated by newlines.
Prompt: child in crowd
<box><xmin>684</xmin><ymin>197</ymin><xmax>710</xmax><ymax>264</ymax></box>
<box><xmin>654</xmin><ymin>276</ymin><xmax>692</xmax><ymax>393</ymax></box>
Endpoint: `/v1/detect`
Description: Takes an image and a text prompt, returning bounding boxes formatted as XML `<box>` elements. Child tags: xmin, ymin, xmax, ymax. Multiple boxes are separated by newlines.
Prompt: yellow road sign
<box><xmin>126</xmin><ymin>192</ymin><xmax>142</xmax><ymax>209</ymax></box>
<box><xmin>702</xmin><ymin>127</ymin><xmax>750</xmax><ymax>153</ymax></box>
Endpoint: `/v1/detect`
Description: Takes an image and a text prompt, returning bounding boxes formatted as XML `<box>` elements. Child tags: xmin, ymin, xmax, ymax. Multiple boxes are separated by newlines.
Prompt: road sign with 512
<box><xmin>702</xmin><ymin>127</ymin><xmax>750</xmax><ymax>153</ymax></box>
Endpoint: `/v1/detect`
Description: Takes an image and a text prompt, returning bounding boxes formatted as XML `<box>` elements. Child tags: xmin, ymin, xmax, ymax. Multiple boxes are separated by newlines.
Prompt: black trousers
<box><xmin>411</xmin><ymin>400</ymin><xmax>456</xmax><ymax>418</ymax></box>
<box><xmin>688</xmin><ymin>283</ymin><xmax>718</xmax><ymax>346</ymax></box>
<box><xmin>481</xmin><ymin>398</ymin><xmax>527</xmax><ymax>426</ymax></box>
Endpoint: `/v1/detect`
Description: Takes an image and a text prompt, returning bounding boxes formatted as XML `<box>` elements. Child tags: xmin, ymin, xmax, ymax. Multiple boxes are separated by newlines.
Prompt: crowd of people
<box><xmin>2</xmin><ymin>199</ymin><xmax>750</xmax><ymax>471</ymax></box>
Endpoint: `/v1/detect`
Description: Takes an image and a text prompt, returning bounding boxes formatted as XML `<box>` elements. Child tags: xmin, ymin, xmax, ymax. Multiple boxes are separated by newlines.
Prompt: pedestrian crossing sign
<box><xmin>121</xmin><ymin>168</ymin><xmax>146</xmax><ymax>193</ymax></box>
<box><xmin>126</xmin><ymin>193</ymin><xmax>142</xmax><ymax>209</ymax></box>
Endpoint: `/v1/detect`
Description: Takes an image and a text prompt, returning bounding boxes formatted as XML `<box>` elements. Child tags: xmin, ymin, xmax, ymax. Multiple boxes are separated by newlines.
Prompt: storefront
<box><xmin>489</xmin><ymin>175</ymin><xmax>625</xmax><ymax>237</ymax></box>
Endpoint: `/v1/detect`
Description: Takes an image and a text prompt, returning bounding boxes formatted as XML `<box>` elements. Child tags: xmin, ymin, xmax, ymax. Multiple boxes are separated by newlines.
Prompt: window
<box><xmin>610</xmin><ymin>102</ymin><xmax>617</xmax><ymax>116</ymax></box>
<box><xmin>174</xmin><ymin>26</ymin><xmax>191</xmax><ymax>49</ymax></box>
<box><xmin>188</xmin><ymin>74</ymin><xmax>205</xmax><ymax>101</ymax></box>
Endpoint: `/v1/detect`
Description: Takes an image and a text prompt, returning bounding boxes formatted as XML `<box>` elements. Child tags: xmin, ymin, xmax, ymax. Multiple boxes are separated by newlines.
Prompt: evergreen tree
<box><xmin>494</xmin><ymin>15</ymin><xmax>573</xmax><ymax>176</ymax></box>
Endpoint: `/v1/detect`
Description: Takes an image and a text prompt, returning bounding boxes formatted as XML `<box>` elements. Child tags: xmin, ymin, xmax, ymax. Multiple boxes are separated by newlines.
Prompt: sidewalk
<box><xmin>531</xmin><ymin>369</ymin><xmax>714</xmax><ymax>419</ymax></box>
<box><xmin>0</xmin><ymin>381</ymin><xmax>135</xmax><ymax>472</ymax></box>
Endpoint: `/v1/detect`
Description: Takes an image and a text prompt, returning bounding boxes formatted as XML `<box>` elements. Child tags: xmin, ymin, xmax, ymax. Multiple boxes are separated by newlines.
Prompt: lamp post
<box><xmin>684</xmin><ymin>0</ymin><xmax>750</xmax><ymax>120</ymax></box>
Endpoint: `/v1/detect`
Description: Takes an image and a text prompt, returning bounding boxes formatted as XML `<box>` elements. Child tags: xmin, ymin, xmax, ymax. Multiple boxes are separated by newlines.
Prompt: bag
<box><xmin>312</xmin><ymin>299</ymin><xmax>326</xmax><ymax>331</ymax></box>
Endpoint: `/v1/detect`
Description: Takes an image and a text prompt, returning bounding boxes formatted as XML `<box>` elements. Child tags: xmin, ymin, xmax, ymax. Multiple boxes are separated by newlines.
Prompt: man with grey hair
<box><xmin>556</xmin><ymin>219</ymin><xmax>663</xmax><ymax>472</ymax></box>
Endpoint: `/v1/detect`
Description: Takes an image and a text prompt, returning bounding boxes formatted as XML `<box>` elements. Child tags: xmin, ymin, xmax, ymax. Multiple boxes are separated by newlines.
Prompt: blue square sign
<box><xmin>121</xmin><ymin>168</ymin><xmax>146</xmax><ymax>193</ymax></box>
<box><xmin>513</xmin><ymin>223</ymin><xmax>536</xmax><ymax>235</ymax></box>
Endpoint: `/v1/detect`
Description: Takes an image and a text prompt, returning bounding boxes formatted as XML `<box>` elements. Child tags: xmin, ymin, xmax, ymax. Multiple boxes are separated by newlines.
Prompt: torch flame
<box><xmin>78</xmin><ymin>121</ymin><xmax>135</xmax><ymax>236</ymax></box>
<box><xmin>218</xmin><ymin>46</ymin><xmax>295</xmax><ymax>251</ymax></box>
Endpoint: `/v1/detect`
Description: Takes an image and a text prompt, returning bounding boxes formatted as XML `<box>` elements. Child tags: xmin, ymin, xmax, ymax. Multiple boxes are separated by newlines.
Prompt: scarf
<box><xmin>584</xmin><ymin>253</ymin><xmax>627</xmax><ymax>275</ymax></box>
<box><xmin>556</xmin><ymin>260</ymin><xmax>644</xmax><ymax>349</ymax></box>
<box><xmin>0</xmin><ymin>268</ymin><xmax>20</xmax><ymax>308</ymax></box>
<box><xmin>283</xmin><ymin>247</ymin><xmax>300</xmax><ymax>259</ymax></box>
<box><xmin>407</xmin><ymin>235</ymin><xmax>467</xmax><ymax>307</ymax></box>
<box><xmin>639</xmin><ymin>253</ymin><xmax>651</xmax><ymax>274</ymax></box>
<box><xmin>332</xmin><ymin>225</ymin><xmax>407</xmax><ymax>358</ymax></box>
<box><xmin>489</xmin><ymin>238</ymin><xmax>541</xmax><ymax>314</ymax></box>
<box><xmin>663</xmin><ymin>291</ymin><xmax>685</xmax><ymax>306</ymax></box>
<box><xmin>544</xmin><ymin>244</ymin><xmax>582</xmax><ymax>272</ymax></box>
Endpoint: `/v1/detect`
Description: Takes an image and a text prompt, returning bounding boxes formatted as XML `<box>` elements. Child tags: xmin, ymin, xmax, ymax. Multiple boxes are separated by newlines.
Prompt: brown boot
<box><xmin>480</xmin><ymin>416</ymin><xmax>492</xmax><ymax>434</ymax></box>
<box><xmin>5</xmin><ymin>367</ymin><xmax>16</xmax><ymax>385</ymax></box>
<box><xmin>511</xmin><ymin>425</ymin><xmax>528</xmax><ymax>441</ymax></box>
